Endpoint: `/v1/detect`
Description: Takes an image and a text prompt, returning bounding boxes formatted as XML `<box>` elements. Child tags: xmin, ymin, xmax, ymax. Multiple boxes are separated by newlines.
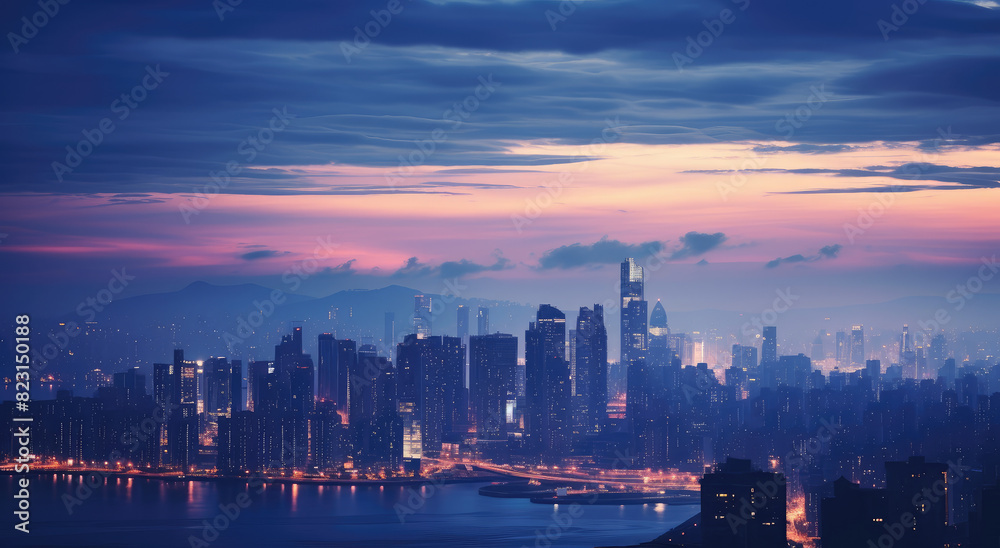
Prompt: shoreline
<box><xmin>1</xmin><ymin>468</ymin><xmax>513</xmax><ymax>487</ymax></box>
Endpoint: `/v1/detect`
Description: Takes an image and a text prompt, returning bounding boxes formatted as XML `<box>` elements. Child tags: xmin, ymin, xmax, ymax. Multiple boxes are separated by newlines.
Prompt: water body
<box><xmin>4</xmin><ymin>474</ymin><xmax>697</xmax><ymax>548</ymax></box>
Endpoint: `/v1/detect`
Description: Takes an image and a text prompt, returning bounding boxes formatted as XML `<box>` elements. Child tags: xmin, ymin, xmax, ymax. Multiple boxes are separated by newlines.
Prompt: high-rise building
<box><xmin>731</xmin><ymin>344</ymin><xmax>758</xmax><ymax>397</ymax></box>
<box><xmin>395</xmin><ymin>334</ymin><xmax>464</xmax><ymax>459</ymax></box>
<box><xmin>217</xmin><ymin>411</ymin><xmax>263</xmax><ymax>474</ymax></box>
<box><xmin>648</xmin><ymin>300</ymin><xmax>671</xmax><ymax>367</ymax></box>
<box><xmin>230</xmin><ymin>359</ymin><xmax>242</xmax><ymax>413</ymax></box>
<box><xmin>620</xmin><ymin>258</ymin><xmax>647</xmax><ymax>367</ymax></box>
<box><xmin>865</xmin><ymin>359</ymin><xmax>881</xmax><ymax>393</ymax></box>
<box><xmin>171</xmin><ymin>349</ymin><xmax>198</xmax><ymax>419</ymax></box>
<box><xmin>457</xmin><ymin>305</ymin><xmax>469</xmax><ymax>341</ymax></box>
<box><xmin>835</xmin><ymin>331</ymin><xmax>848</xmax><ymax>367</ymax></box>
<box><xmin>349</xmin><ymin>345</ymin><xmax>402</xmax><ymax>473</ymax></box>
<box><xmin>811</xmin><ymin>332</ymin><xmax>825</xmax><ymax>362</ymax></box>
<box><xmin>700</xmin><ymin>458</ymin><xmax>787</xmax><ymax>548</ymax></box>
<box><xmin>204</xmin><ymin>357</ymin><xmax>233</xmax><ymax>422</ymax></box>
<box><xmin>309</xmin><ymin>402</ymin><xmax>349</xmax><ymax>473</ymax></box>
<box><xmin>851</xmin><ymin>325</ymin><xmax>865</xmax><ymax>367</ymax></box>
<box><xmin>525</xmin><ymin>304</ymin><xmax>570</xmax><ymax>462</ymax></box>
<box><xmin>469</xmin><ymin>333</ymin><xmax>517</xmax><ymax>439</ymax></box>
<box><xmin>275</xmin><ymin>328</ymin><xmax>314</xmax><ymax>417</ymax></box>
<box><xmin>884</xmin><ymin>456</ymin><xmax>949</xmax><ymax>548</ymax></box>
<box><xmin>383</xmin><ymin>311</ymin><xmax>395</xmax><ymax>361</ymax></box>
<box><xmin>246</xmin><ymin>360</ymin><xmax>272</xmax><ymax>413</ymax></box>
<box><xmin>762</xmin><ymin>325</ymin><xmax>777</xmax><ymax>365</ymax></box>
<box><xmin>317</xmin><ymin>333</ymin><xmax>337</xmax><ymax>403</ymax></box>
<box><xmin>413</xmin><ymin>295</ymin><xmax>432</xmax><ymax>337</ymax></box>
<box><xmin>153</xmin><ymin>362</ymin><xmax>174</xmax><ymax>409</ymax></box>
<box><xmin>317</xmin><ymin>336</ymin><xmax>355</xmax><ymax>417</ymax></box>
<box><xmin>621</xmin><ymin>259</ymin><xmax>649</xmax><ymax>417</ymax></box>
<box><xmin>820</xmin><ymin>477</ymin><xmax>887</xmax><ymax>548</ymax></box>
<box><xmin>575</xmin><ymin>305</ymin><xmax>608</xmax><ymax>435</ymax></box>
<box><xmin>477</xmin><ymin>306</ymin><xmax>490</xmax><ymax>336</ymax></box>
<box><xmin>113</xmin><ymin>366</ymin><xmax>146</xmax><ymax>404</ymax></box>
<box><xmin>900</xmin><ymin>324</ymin><xmax>911</xmax><ymax>360</ymax></box>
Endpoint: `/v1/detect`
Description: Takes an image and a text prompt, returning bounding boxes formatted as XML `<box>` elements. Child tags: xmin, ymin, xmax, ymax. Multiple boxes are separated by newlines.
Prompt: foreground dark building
<box><xmin>700</xmin><ymin>458</ymin><xmax>786</xmax><ymax>548</ymax></box>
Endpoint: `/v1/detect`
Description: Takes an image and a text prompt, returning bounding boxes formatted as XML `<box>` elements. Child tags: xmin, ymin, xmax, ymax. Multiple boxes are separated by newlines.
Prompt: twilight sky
<box><xmin>1</xmin><ymin>0</ymin><xmax>999</xmax><ymax>317</ymax></box>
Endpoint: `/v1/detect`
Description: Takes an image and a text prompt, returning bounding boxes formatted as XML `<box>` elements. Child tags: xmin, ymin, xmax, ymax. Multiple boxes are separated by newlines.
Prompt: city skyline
<box><xmin>3</xmin><ymin>0</ymin><xmax>1000</xmax><ymax>546</ymax></box>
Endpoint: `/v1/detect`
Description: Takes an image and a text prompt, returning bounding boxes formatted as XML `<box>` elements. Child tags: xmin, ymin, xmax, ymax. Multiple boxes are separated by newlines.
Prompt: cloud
<box><xmin>670</xmin><ymin>232</ymin><xmax>727</xmax><ymax>260</ymax></box>
<box><xmin>766</xmin><ymin>244</ymin><xmax>843</xmax><ymax>268</ymax></box>
<box><xmin>439</xmin><ymin>251</ymin><xmax>513</xmax><ymax>278</ymax></box>
<box><xmin>3</xmin><ymin>0</ymin><xmax>999</xmax><ymax>197</ymax></box>
<box><xmin>752</xmin><ymin>144</ymin><xmax>858</xmax><ymax>155</ymax></box>
<box><xmin>393</xmin><ymin>257</ymin><xmax>435</xmax><ymax>278</ymax></box>
<box><xmin>240</xmin><ymin>249</ymin><xmax>284</xmax><ymax>261</ymax></box>
<box><xmin>393</xmin><ymin>252</ymin><xmax>513</xmax><ymax>279</ymax></box>
<box><xmin>766</xmin><ymin>254</ymin><xmax>809</xmax><ymax>268</ymax></box>
<box><xmin>819</xmin><ymin>244</ymin><xmax>842</xmax><ymax>258</ymax></box>
<box><xmin>538</xmin><ymin>236</ymin><xmax>664</xmax><ymax>269</ymax></box>
<box><xmin>765</xmin><ymin>164</ymin><xmax>1000</xmax><ymax>194</ymax></box>
<box><xmin>324</xmin><ymin>259</ymin><xmax>356</xmax><ymax>274</ymax></box>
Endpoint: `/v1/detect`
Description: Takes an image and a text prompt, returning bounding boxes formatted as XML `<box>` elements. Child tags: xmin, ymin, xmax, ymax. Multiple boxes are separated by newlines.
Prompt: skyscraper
<box><xmin>274</xmin><ymin>327</ymin><xmax>314</xmax><ymax>417</ymax></box>
<box><xmin>477</xmin><ymin>306</ymin><xmax>489</xmax><ymax>336</ymax></box>
<box><xmin>761</xmin><ymin>325</ymin><xmax>777</xmax><ymax>365</ymax></box>
<box><xmin>317</xmin><ymin>333</ymin><xmax>338</xmax><ymax>404</ymax></box>
<box><xmin>413</xmin><ymin>295</ymin><xmax>432</xmax><ymax>337</ymax></box>
<box><xmin>204</xmin><ymin>357</ymin><xmax>233</xmax><ymax>422</ymax></box>
<box><xmin>457</xmin><ymin>305</ymin><xmax>469</xmax><ymax>341</ymax></box>
<box><xmin>395</xmin><ymin>334</ymin><xmax>464</xmax><ymax>459</ymax></box>
<box><xmin>575</xmin><ymin>305</ymin><xmax>608</xmax><ymax>435</ymax></box>
<box><xmin>648</xmin><ymin>300</ymin><xmax>670</xmax><ymax>367</ymax></box>
<box><xmin>525</xmin><ymin>304</ymin><xmax>569</xmax><ymax>462</ymax></box>
<box><xmin>811</xmin><ymin>332</ymin><xmax>824</xmax><ymax>362</ymax></box>
<box><xmin>835</xmin><ymin>330</ymin><xmax>848</xmax><ymax>367</ymax></box>
<box><xmin>317</xmin><ymin>336</ymin><xmax>357</xmax><ymax>418</ymax></box>
<box><xmin>469</xmin><ymin>333</ymin><xmax>517</xmax><ymax>439</ymax></box>
<box><xmin>620</xmin><ymin>258</ymin><xmax>647</xmax><ymax>367</ymax></box>
<box><xmin>701</xmin><ymin>458</ymin><xmax>787</xmax><ymax>548</ymax></box>
<box><xmin>900</xmin><ymin>324</ymin><xmax>911</xmax><ymax>361</ymax></box>
<box><xmin>885</xmin><ymin>456</ymin><xmax>949</xmax><ymax>548</ymax></box>
<box><xmin>850</xmin><ymin>325</ymin><xmax>865</xmax><ymax>367</ymax></box>
<box><xmin>383</xmin><ymin>311</ymin><xmax>395</xmax><ymax>361</ymax></box>
<box><xmin>230</xmin><ymin>359</ymin><xmax>242</xmax><ymax>413</ymax></box>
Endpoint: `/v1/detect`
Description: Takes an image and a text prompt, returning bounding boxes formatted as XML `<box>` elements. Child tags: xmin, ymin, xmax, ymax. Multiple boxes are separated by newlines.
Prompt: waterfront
<box><xmin>4</xmin><ymin>474</ymin><xmax>698</xmax><ymax>547</ymax></box>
